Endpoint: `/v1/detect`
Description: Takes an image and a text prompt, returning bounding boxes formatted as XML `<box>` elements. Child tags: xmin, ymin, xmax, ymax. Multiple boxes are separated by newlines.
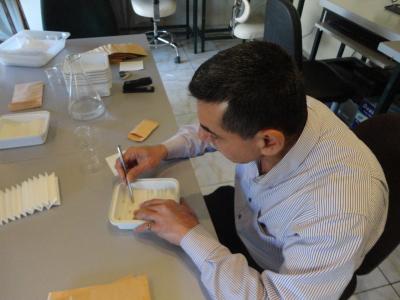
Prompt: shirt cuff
<box><xmin>180</xmin><ymin>224</ymin><xmax>222</xmax><ymax>270</ymax></box>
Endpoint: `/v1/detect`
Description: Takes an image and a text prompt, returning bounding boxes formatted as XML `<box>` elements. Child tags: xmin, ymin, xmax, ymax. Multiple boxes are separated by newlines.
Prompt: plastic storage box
<box><xmin>0</xmin><ymin>111</ymin><xmax>50</xmax><ymax>149</ymax></box>
<box><xmin>0</xmin><ymin>30</ymin><xmax>70</xmax><ymax>67</ymax></box>
<box><xmin>109</xmin><ymin>178</ymin><xmax>180</xmax><ymax>230</ymax></box>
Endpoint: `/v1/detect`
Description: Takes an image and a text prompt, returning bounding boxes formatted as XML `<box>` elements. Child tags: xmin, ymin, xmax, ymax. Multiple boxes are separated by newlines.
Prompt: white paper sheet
<box><xmin>105</xmin><ymin>152</ymin><xmax>120</xmax><ymax>177</ymax></box>
<box><xmin>119</xmin><ymin>60</ymin><xmax>144</xmax><ymax>72</ymax></box>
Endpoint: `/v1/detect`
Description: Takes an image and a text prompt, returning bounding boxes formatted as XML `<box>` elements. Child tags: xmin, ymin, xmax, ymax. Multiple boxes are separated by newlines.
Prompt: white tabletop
<box><xmin>0</xmin><ymin>34</ymin><xmax>213</xmax><ymax>300</ymax></box>
<box><xmin>320</xmin><ymin>0</ymin><xmax>400</xmax><ymax>41</ymax></box>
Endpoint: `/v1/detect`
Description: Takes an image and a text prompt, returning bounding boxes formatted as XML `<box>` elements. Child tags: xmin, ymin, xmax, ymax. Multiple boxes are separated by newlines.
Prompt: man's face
<box><xmin>197</xmin><ymin>100</ymin><xmax>262</xmax><ymax>164</ymax></box>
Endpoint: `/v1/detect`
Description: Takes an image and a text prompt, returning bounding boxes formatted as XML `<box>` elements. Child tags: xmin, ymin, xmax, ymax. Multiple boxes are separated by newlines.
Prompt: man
<box><xmin>115</xmin><ymin>42</ymin><xmax>388</xmax><ymax>299</ymax></box>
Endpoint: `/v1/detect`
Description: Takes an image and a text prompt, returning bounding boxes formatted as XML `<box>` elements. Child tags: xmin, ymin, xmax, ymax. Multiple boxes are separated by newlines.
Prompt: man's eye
<box><xmin>211</xmin><ymin>135</ymin><xmax>219</xmax><ymax>140</ymax></box>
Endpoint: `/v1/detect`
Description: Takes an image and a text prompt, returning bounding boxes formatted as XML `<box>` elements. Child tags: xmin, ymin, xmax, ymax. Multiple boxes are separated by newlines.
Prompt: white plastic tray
<box><xmin>0</xmin><ymin>30</ymin><xmax>70</xmax><ymax>67</ymax></box>
<box><xmin>109</xmin><ymin>178</ymin><xmax>180</xmax><ymax>230</ymax></box>
<box><xmin>0</xmin><ymin>111</ymin><xmax>50</xmax><ymax>149</ymax></box>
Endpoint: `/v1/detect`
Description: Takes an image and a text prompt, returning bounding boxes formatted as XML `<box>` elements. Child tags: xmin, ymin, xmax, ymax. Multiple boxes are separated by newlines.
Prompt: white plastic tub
<box><xmin>0</xmin><ymin>30</ymin><xmax>70</xmax><ymax>67</ymax></box>
<box><xmin>109</xmin><ymin>178</ymin><xmax>180</xmax><ymax>230</ymax></box>
<box><xmin>0</xmin><ymin>111</ymin><xmax>50</xmax><ymax>149</ymax></box>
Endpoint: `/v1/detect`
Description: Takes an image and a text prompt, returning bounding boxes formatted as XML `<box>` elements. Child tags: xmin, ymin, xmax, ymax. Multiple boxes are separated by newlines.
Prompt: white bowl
<box><xmin>109</xmin><ymin>178</ymin><xmax>180</xmax><ymax>230</ymax></box>
<box><xmin>0</xmin><ymin>30</ymin><xmax>70</xmax><ymax>67</ymax></box>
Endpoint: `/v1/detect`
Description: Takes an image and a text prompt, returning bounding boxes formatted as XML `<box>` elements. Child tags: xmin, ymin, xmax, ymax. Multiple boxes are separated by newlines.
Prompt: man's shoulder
<box><xmin>302</xmin><ymin>102</ymin><xmax>387</xmax><ymax>216</ymax></box>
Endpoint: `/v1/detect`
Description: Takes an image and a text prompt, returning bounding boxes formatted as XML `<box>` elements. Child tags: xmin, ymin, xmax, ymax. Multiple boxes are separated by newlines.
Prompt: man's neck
<box><xmin>258</xmin><ymin>156</ymin><xmax>281</xmax><ymax>175</ymax></box>
<box><xmin>258</xmin><ymin>133</ymin><xmax>300</xmax><ymax>175</ymax></box>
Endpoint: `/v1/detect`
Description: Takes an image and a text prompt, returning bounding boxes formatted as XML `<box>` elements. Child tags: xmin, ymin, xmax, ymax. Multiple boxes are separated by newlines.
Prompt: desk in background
<box><xmin>0</xmin><ymin>34</ymin><xmax>214</xmax><ymax>300</ymax></box>
<box><xmin>379</xmin><ymin>41</ymin><xmax>400</xmax><ymax>63</ymax></box>
<box><xmin>310</xmin><ymin>0</ymin><xmax>400</xmax><ymax>114</ymax></box>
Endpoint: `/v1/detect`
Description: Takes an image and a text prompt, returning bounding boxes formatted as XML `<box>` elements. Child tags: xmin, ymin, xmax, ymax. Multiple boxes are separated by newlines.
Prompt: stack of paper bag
<box><xmin>0</xmin><ymin>172</ymin><xmax>60</xmax><ymax>225</ymax></box>
<box><xmin>48</xmin><ymin>275</ymin><xmax>151</xmax><ymax>300</ymax></box>
<box><xmin>88</xmin><ymin>43</ymin><xmax>147</xmax><ymax>64</ymax></box>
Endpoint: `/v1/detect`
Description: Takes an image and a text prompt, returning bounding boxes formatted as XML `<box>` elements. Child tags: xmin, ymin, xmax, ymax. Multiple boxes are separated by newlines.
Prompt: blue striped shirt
<box><xmin>163</xmin><ymin>97</ymin><xmax>388</xmax><ymax>299</ymax></box>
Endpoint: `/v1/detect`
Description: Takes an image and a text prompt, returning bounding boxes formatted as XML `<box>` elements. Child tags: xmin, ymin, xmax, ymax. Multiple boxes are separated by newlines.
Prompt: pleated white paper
<box><xmin>0</xmin><ymin>172</ymin><xmax>60</xmax><ymax>225</ymax></box>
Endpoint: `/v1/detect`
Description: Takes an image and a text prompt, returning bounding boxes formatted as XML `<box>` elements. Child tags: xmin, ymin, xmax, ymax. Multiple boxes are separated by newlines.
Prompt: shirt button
<box><xmin>238</xmin><ymin>214</ymin><xmax>242</xmax><ymax>219</ymax></box>
<box><xmin>248</xmin><ymin>198</ymin><xmax>252</xmax><ymax>202</ymax></box>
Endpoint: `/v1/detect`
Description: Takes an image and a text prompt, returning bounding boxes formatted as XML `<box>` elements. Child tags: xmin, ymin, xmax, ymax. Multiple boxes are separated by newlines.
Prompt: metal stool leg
<box><xmin>157</xmin><ymin>36</ymin><xmax>181</xmax><ymax>63</ymax></box>
<box><xmin>146</xmin><ymin>17</ymin><xmax>181</xmax><ymax>63</ymax></box>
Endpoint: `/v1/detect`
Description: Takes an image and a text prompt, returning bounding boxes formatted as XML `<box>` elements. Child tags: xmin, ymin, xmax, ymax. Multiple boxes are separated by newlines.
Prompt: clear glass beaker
<box><xmin>64</xmin><ymin>54</ymin><xmax>105</xmax><ymax>121</ymax></box>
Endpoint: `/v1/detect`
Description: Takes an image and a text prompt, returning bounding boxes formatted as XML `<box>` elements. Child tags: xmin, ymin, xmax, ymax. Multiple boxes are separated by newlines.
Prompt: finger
<box><xmin>114</xmin><ymin>159</ymin><xmax>126</xmax><ymax>181</ymax></box>
<box><xmin>123</xmin><ymin>149</ymin><xmax>139</xmax><ymax>167</ymax></box>
<box><xmin>134</xmin><ymin>221</ymin><xmax>161</xmax><ymax>233</ymax></box>
<box><xmin>134</xmin><ymin>207</ymin><xmax>160</xmax><ymax>222</ymax></box>
<box><xmin>140</xmin><ymin>198</ymin><xmax>171</xmax><ymax>208</ymax></box>
<box><xmin>181</xmin><ymin>200</ymin><xmax>194</xmax><ymax>212</ymax></box>
<box><xmin>180</xmin><ymin>199</ymin><xmax>197</xmax><ymax>217</ymax></box>
<box><xmin>134</xmin><ymin>222</ymin><xmax>152</xmax><ymax>233</ymax></box>
<box><xmin>126</xmin><ymin>164</ymin><xmax>148</xmax><ymax>182</ymax></box>
<box><xmin>180</xmin><ymin>198</ymin><xmax>188</xmax><ymax>206</ymax></box>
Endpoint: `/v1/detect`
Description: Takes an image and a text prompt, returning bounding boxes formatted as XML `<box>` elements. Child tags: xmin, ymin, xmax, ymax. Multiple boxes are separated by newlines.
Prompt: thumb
<box><xmin>181</xmin><ymin>199</ymin><xmax>197</xmax><ymax>217</ymax></box>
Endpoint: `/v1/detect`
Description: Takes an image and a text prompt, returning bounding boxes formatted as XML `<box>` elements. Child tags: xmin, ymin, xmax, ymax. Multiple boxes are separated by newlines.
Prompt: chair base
<box><xmin>145</xmin><ymin>27</ymin><xmax>181</xmax><ymax>64</ymax></box>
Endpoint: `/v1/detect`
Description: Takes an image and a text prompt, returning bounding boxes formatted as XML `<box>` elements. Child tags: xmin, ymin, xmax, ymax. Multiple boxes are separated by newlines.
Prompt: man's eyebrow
<box><xmin>200</xmin><ymin>124</ymin><xmax>219</xmax><ymax>137</ymax></box>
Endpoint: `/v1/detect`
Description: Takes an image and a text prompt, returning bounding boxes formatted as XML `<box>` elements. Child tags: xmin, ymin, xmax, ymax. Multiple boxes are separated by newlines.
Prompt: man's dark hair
<box><xmin>189</xmin><ymin>41</ymin><xmax>307</xmax><ymax>139</ymax></box>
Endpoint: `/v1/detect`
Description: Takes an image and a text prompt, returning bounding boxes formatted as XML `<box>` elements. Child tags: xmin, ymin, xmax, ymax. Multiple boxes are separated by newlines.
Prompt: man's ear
<box><xmin>256</xmin><ymin>129</ymin><xmax>286</xmax><ymax>156</ymax></box>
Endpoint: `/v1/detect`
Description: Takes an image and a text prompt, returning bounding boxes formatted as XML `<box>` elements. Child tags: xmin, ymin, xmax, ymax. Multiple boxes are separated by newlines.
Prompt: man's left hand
<box><xmin>134</xmin><ymin>199</ymin><xmax>199</xmax><ymax>245</ymax></box>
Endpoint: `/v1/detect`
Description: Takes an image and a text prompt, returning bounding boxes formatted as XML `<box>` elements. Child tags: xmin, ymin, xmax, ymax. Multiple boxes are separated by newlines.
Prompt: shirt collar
<box><xmin>253</xmin><ymin>98</ymin><xmax>321</xmax><ymax>187</ymax></box>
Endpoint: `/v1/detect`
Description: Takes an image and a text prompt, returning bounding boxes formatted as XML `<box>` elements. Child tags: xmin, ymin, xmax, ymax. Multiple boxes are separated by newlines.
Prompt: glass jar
<box><xmin>64</xmin><ymin>54</ymin><xmax>105</xmax><ymax>120</ymax></box>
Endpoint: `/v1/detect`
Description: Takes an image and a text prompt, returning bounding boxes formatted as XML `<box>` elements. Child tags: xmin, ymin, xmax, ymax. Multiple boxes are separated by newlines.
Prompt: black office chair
<box><xmin>340</xmin><ymin>113</ymin><xmax>400</xmax><ymax>298</ymax></box>
<box><xmin>41</xmin><ymin>0</ymin><xmax>119</xmax><ymax>39</ymax></box>
<box><xmin>263</xmin><ymin>0</ymin><xmax>385</xmax><ymax>111</ymax></box>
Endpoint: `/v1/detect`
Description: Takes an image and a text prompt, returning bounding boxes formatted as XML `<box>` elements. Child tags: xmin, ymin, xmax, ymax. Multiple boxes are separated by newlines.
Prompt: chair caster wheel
<box><xmin>174</xmin><ymin>56</ymin><xmax>181</xmax><ymax>64</ymax></box>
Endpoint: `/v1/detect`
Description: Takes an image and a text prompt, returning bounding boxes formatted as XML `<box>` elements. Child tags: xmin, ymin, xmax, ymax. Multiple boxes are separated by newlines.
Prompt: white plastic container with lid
<box><xmin>0</xmin><ymin>30</ymin><xmax>70</xmax><ymax>67</ymax></box>
<box><xmin>109</xmin><ymin>178</ymin><xmax>180</xmax><ymax>230</ymax></box>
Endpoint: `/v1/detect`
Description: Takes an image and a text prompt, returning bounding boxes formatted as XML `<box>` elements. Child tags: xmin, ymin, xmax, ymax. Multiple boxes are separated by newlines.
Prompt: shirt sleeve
<box><xmin>162</xmin><ymin>124</ymin><xmax>216</xmax><ymax>159</ymax></box>
<box><xmin>180</xmin><ymin>225</ymin><xmax>267</xmax><ymax>299</ymax></box>
<box><xmin>180</xmin><ymin>214</ymin><xmax>367</xmax><ymax>300</ymax></box>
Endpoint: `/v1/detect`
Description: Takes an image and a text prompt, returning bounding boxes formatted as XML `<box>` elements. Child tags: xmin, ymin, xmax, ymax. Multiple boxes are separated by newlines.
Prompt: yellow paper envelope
<box><xmin>128</xmin><ymin>119</ymin><xmax>159</xmax><ymax>142</ymax></box>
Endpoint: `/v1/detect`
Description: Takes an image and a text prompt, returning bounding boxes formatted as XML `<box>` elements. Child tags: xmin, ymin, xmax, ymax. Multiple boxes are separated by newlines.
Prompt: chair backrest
<box><xmin>41</xmin><ymin>0</ymin><xmax>118</xmax><ymax>39</ymax></box>
<box><xmin>354</xmin><ymin>113</ymin><xmax>400</xmax><ymax>274</ymax></box>
<box><xmin>263</xmin><ymin>0</ymin><xmax>303</xmax><ymax>69</ymax></box>
<box><xmin>230</xmin><ymin>0</ymin><xmax>265</xmax><ymax>40</ymax></box>
<box><xmin>231</xmin><ymin>0</ymin><xmax>251</xmax><ymax>26</ymax></box>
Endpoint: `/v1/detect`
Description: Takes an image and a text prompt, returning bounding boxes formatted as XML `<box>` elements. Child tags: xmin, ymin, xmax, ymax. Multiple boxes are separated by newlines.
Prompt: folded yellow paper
<box><xmin>128</xmin><ymin>119</ymin><xmax>159</xmax><ymax>142</ymax></box>
<box><xmin>8</xmin><ymin>81</ymin><xmax>44</xmax><ymax>112</ymax></box>
<box><xmin>88</xmin><ymin>43</ymin><xmax>148</xmax><ymax>64</ymax></box>
<box><xmin>47</xmin><ymin>275</ymin><xmax>151</xmax><ymax>300</ymax></box>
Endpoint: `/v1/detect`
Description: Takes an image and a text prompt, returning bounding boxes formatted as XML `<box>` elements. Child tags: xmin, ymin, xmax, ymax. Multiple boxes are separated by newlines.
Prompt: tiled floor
<box><xmin>151</xmin><ymin>35</ymin><xmax>400</xmax><ymax>299</ymax></box>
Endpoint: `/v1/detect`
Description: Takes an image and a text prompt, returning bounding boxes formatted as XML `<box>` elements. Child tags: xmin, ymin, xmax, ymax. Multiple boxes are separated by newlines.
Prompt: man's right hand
<box><xmin>114</xmin><ymin>144</ymin><xmax>168</xmax><ymax>182</ymax></box>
